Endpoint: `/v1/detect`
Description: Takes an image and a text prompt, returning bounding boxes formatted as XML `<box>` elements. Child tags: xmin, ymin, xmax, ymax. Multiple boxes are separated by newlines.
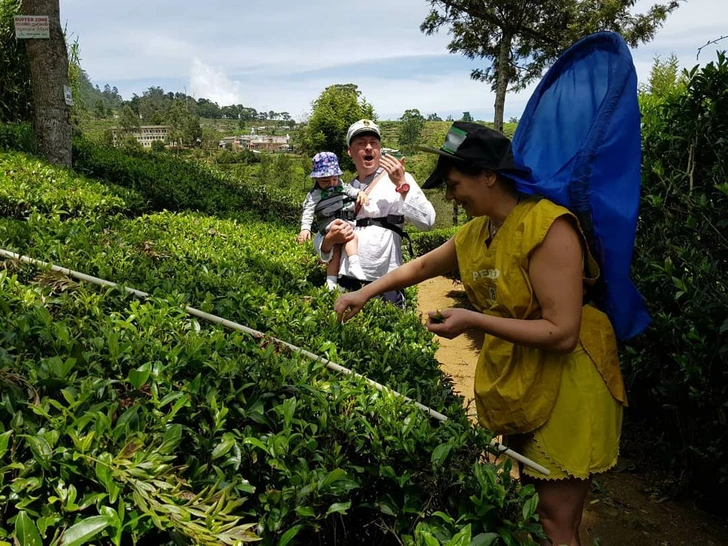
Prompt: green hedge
<box><xmin>0</xmin><ymin>151</ymin><xmax>143</xmax><ymax>218</ymax></box>
<box><xmin>625</xmin><ymin>51</ymin><xmax>728</xmax><ymax>510</ymax></box>
<box><xmin>71</xmin><ymin>136</ymin><xmax>302</xmax><ymax>225</ymax></box>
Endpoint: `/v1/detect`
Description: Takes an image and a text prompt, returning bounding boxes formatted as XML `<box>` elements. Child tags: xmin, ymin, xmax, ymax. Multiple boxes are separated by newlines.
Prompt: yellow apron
<box><xmin>455</xmin><ymin>197</ymin><xmax>627</xmax><ymax>478</ymax></box>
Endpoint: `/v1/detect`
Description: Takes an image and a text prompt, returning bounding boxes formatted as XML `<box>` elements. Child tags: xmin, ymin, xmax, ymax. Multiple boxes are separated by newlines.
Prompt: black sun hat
<box><xmin>417</xmin><ymin>121</ymin><xmax>532</xmax><ymax>189</ymax></box>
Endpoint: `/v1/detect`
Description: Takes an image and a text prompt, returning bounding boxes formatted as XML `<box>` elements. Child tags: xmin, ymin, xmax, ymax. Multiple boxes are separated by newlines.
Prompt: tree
<box><xmin>460</xmin><ymin>111</ymin><xmax>474</xmax><ymax>122</ymax></box>
<box><xmin>150</xmin><ymin>139</ymin><xmax>166</xmax><ymax>153</ymax></box>
<box><xmin>196</xmin><ymin>98</ymin><xmax>221</xmax><ymax>119</ymax></box>
<box><xmin>427</xmin><ymin>113</ymin><xmax>443</xmax><ymax>121</ymax></box>
<box><xmin>166</xmin><ymin>99</ymin><xmax>201</xmax><ymax>148</ymax></box>
<box><xmin>641</xmin><ymin>53</ymin><xmax>686</xmax><ymax>96</ymax></box>
<box><xmin>398</xmin><ymin>108</ymin><xmax>426</xmax><ymax>150</ymax></box>
<box><xmin>138</xmin><ymin>86</ymin><xmax>167</xmax><ymax>124</ymax></box>
<box><xmin>421</xmin><ymin>0</ymin><xmax>680</xmax><ymax>132</ymax></box>
<box><xmin>118</xmin><ymin>104</ymin><xmax>140</xmax><ymax>135</ymax></box>
<box><xmin>93</xmin><ymin>99</ymin><xmax>106</xmax><ymax>119</ymax></box>
<box><xmin>298</xmin><ymin>84</ymin><xmax>375</xmax><ymax>169</ymax></box>
<box><xmin>21</xmin><ymin>0</ymin><xmax>72</xmax><ymax>165</ymax></box>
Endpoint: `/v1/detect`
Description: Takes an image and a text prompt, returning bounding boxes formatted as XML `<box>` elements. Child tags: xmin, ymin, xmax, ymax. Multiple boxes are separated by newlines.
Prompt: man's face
<box><xmin>347</xmin><ymin>134</ymin><xmax>381</xmax><ymax>177</ymax></box>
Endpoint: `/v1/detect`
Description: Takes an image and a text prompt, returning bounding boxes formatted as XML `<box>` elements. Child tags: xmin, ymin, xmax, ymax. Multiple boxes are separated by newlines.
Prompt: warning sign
<box><xmin>13</xmin><ymin>15</ymin><xmax>50</xmax><ymax>39</ymax></box>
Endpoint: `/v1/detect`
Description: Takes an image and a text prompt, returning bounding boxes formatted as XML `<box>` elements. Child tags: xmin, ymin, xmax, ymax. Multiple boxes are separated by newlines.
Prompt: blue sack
<box><xmin>509</xmin><ymin>31</ymin><xmax>650</xmax><ymax>341</ymax></box>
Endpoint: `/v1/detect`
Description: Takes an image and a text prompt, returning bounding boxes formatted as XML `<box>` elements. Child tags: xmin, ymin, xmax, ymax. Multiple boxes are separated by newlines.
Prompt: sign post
<box><xmin>13</xmin><ymin>15</ymin><xmax>50</xmax><ymax>39</ymax></box>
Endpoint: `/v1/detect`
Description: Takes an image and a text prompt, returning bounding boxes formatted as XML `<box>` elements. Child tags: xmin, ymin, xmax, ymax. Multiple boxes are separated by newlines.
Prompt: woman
<box><xmin>333</xmin><ymin>122</ymin><xmax>627</xmax><ymax>546</ymax></box>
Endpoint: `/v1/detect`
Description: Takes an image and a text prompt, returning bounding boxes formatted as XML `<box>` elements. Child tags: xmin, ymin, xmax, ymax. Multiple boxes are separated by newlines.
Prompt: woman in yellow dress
<box><xmin>333</xmin><ymin>122</ymin><xmax>627</xmax><ymax>546</ymax></box>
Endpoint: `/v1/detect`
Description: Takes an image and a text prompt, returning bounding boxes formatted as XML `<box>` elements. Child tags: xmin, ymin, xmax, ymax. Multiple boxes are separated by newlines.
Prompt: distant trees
<box><xmin>426</xmin><ymin>113</ymin><xmax>443</xmax><ymax>121</ymax></box>
<box><xmin>399</xmin><ymin>109</ymin><xmax>426</xmax><ymax>150</ymax></box>
<box><xmin>421</xmin><ymin>0</ymin><xmax>681</xmax><ymax>131</ymax></box>
<box><xmin>460</xmin><ymin>111</ymin><xmax>474</xmax><ymax>122</ymax></box>
<box><xmin>166</xmin><ymin>99</ymin><xmax>201</xmax><ymax>148</ymax></box>
<box><xmin>298</xmin><ymin>84</ymin><xmax>375</xmax><ymax>169</ymax></box>
<box><xmin>118</xmin><ymin>104</ymin><xmax>140</xmax><ymax>134</ymax></box>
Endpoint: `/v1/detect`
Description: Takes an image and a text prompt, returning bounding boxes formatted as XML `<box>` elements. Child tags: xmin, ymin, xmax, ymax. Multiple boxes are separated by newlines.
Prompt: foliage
<box><xmin>70</xmin><ymin>136</ymin><xmax>302</xmax><ymax>223</ymax></box>
<box><xmin>420</xmin><ymin>0</ymin><xmax>680</xmax><ymax>129</ymax></box>
<box><xmin>150</xmin><ymin>139</ymin><xmax>166</xmax><ymax>153</ymax></box>
<box><xmin>125</xmin><ymin>87</ymin><xmax>286</xmax><ymax>124</ymax></box>
<box><xmin>67</xmin><ymin>37</ymin><xmax>84</xmax><ymax>115</ymax></box>
<box><xmin>117</xmin><ymin>105</ymin><xmax>140</xmax><ymax>134</ymax></box>
<box><xmin>214</xmin><ymin>148</ymin><xmax>261</xmax><ymax>166</ymax></box>
<box><xmin>0</xmin><ymin>0</ymin><xmax>32</xmax><ymax>123</ymax></box>
<box><xmin>640</xmin><ymin>53</ymin><xmax>687</xmax><ymax>96</ymax></box>
<box><xmin>408</xmin><ymin>227</ymin><xmax>460</xmax><ymax>260</ymax></box>
<box><xmin>625</xmin><ymin>51</ymin><xmax>728</xmax><ymax>511</ymax></box>
<box><xmin>398</xmin><ymin>109</ymin><xmax>426</xmax><ymax>151</ymax></box>
<box><xmin>0</xmin><ymin>150</ymin><xmax>542</xmax><ymax>543</ymax></box>
<box><xmin>297</xmin><ymin>84</ymin><xmax>375</xmax><ymax>170</ymax></box>
<box><xmin>166</xmin><ymin>99</ymin><xmax>202</xmax><ymax>148</ymax></box>
<box><xmin>0</xmin><ymin>121</ymin><xmax>36</xmax><ymax>154</ymax></box>
<box><xmin>0</xmin><ymin>151</ymin><xmax>143</xmax><ymax>218</ymax></box>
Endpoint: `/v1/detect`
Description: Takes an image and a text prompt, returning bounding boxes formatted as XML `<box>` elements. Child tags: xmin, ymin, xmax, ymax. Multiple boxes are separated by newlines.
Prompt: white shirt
<box><xmin>314</xmin><ymin>169</ymin><xmax>436</xmax><ymax>281</ymax></box>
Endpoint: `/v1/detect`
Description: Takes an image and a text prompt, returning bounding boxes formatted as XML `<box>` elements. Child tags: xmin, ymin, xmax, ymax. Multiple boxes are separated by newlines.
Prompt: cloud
<box><xmin>66</xmin><ymin>0</ymin><xmax>728</xmax><ymax>121</ymax></box>
<box><xmin>188</xmin><ymin>59</ymin><xmax>244</xmax><ymax>105</ymax></box>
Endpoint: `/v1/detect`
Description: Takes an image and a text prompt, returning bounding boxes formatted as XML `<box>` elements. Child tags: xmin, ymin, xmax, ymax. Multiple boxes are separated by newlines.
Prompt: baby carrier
<box><xmin>313</xmin><ymin>187</ymin><xmax>357</xmax><ymax>234</ymax></box>
<box><xmin>509</xmin><ymin>31</ymin><xmax>650</xmax><ymax>341</ymax></box>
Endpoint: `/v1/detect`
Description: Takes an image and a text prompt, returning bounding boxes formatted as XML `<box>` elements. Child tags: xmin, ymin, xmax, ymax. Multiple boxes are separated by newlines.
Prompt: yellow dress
<box><xmin>454</xmin><ymin>197</ymin><xmax>627</xmax><ymax>480</ymax></box>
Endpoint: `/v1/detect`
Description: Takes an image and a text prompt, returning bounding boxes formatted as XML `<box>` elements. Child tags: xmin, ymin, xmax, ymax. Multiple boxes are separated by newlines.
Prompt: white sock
<box><xmin>326</xmin><ymin>276</ymin><xmax>338</xmax><ymax>290</ymax></box>
<box><xmin>348</xmin><ymin>255</ymin><xmax>366</xmax><ymax>280</ymax></box>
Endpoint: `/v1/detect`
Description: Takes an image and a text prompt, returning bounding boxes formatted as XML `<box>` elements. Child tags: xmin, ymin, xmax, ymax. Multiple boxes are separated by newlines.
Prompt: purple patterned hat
<box><xmin>310</xmin><ymin>152</ymin><xmax>343</xmax><ymax>178</ymax></box>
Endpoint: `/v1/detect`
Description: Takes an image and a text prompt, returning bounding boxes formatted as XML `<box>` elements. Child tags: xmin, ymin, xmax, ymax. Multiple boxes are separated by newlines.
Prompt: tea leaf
<box><xmin>14</xmin><ymin>511</ymin><xmax>42</xmax><ymax>546</ymax></box>
<box><xmin>58</xmin><ymin>515</ymin><xmax>111</xmax><ymax>546</ymax></box>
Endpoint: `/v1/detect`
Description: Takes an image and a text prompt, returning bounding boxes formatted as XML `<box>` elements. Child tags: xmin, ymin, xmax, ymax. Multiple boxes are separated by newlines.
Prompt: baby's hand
<box><xmin>297</xmin><ymin>229</ymin><xmax>311</xmax><ymax>244</ymax></box>
<box><xmin>356</xmin><ymin>192</ymin><xmax>370</xmax><ymax>206</ymax></box>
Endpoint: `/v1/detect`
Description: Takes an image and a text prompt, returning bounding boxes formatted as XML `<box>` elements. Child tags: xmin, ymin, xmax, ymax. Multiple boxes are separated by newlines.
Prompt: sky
<box><xmin>60</xmin><ymin>0</ymin><xmax>728</xmax><ymax>122</ymax></box>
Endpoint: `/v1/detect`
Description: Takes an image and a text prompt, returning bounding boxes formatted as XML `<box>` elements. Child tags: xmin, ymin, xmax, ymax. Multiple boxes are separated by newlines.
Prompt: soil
<box><xmin>416</xmin><ymin>276</ymin><xmax>728</xmax><ymax>546</ymax></box>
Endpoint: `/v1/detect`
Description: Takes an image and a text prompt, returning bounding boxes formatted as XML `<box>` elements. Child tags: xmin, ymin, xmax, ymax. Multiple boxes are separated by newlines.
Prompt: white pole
<box><xmin>0</xmin><ymin>248</ymin><xmax>548</xmax><ymax>475</ymax></box>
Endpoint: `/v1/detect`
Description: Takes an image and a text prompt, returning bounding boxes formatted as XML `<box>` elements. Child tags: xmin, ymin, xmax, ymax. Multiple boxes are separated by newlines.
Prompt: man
<box><xmin>314</xmin><ymin>119</ymin><xmax>436</xmax><ymax>306</ymax></box>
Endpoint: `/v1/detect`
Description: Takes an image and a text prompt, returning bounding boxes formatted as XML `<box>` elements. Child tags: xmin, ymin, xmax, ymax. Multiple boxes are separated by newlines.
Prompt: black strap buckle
<box><xmin>356</xmin><ymin>216</ymin><xmax>413</xmax><ymax>256</ymax></box>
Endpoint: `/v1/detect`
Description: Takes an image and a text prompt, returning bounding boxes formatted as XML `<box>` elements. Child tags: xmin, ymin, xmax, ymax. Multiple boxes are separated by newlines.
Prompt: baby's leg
<box><xmin>343</xmin><ymin>230</ymin><xmax>365</xmax><ymax>280</ymax></box>
<box><xmin>325</xmin><ymin>245</ymin><xmax>342</xmax><ymax>290</ymax></box>
<box><xmin>343</xmin><ymin>233</ymin><xmax>359</xmax><ymax>257</ymax></box>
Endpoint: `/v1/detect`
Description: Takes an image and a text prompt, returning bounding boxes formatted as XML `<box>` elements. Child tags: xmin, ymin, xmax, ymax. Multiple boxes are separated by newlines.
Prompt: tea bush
<box><xmin>0</xmin><ymin>151</ymin><xmax>542</xmax><ymax>544</ymax></box>
<box><xmin>0</xmin><ymin>151</ymin><xmax>144</xmax><ymax>218</ymax></box>
<box><xmin>71</xmin><ymin>136</ymin><xmax>302</xmax><ymax>225</ymax></box>
<box><xmin>625</xmin><ymin>51</ymin><xmax>728</xmax><ymax>509</ymax></box>
<box><xmin>0</xmin><ymin>122</ymin><xmax>35</xmax><ymax>154</ymax></box>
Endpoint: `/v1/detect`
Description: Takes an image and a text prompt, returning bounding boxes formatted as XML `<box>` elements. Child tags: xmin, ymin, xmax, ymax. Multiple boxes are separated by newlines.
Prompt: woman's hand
<box><xmin>426</xmin><ymin>308</ymin><xmax>475</xmax><ymax>339</ymax></box>
<box><xmin>356</xmin><ymin>192</ymin><xmax>370</xmax><ymax>206</ymax></box>
<box><xmin>334</xmin><ymin>290</ymin><xmax>369</xmax><ymax>322</ymax></box>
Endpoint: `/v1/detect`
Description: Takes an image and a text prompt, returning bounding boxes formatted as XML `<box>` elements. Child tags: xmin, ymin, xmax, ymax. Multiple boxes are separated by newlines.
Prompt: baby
<box><xmin>297</xmin><ymin>151</ymin><xmax>368</xmax><ymax>289</ymax></box>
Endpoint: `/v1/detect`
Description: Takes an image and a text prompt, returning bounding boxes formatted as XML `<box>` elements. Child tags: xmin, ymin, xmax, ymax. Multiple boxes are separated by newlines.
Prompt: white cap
<box><xmin>346</xmin><ymin>119</ymin><xmax>381</xmax><ymax>145</ymax></box>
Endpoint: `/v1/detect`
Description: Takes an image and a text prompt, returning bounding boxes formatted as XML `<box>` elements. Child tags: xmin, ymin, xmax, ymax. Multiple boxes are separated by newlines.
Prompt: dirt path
<box><xmin>417</xmin><ymin>276</ymin><xmax>728</xmax><ymax>546</ymax></box>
